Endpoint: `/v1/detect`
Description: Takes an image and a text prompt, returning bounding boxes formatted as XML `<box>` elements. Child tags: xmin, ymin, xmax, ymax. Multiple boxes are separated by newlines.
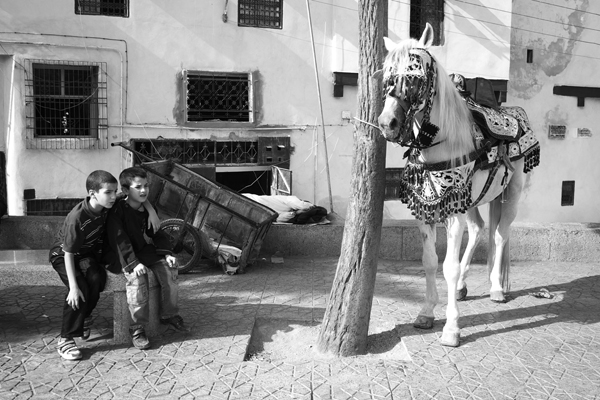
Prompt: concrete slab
<box><xmin>1</xmin><ymin>256</ymin><xmax>600</xmax><ymax>399</ymax></box>
<box><xmin>2</xmin><ymin>216</ymin><xmax>600</xmax><ymax>262</ymax></box>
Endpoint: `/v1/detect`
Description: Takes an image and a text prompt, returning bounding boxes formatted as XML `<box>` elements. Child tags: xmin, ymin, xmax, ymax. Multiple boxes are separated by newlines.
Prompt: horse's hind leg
<box><xmin>413</xmin><ymin>221</ymin><xmax>439</xmax><ymax>330</ymax></box>
<box><xmin>488</xmin><ymin>164</ymin><xmax>524</xmax><ymax>302</ymax></box>
<box><xmin>456</xmin><ymin>207</ymin><xmax>485</xmax><ymax>301</ymax></box>
<box><xmin>441</xmin><ymin>213</ymin><xmax>467</xmax><ymax>347</ymax></box>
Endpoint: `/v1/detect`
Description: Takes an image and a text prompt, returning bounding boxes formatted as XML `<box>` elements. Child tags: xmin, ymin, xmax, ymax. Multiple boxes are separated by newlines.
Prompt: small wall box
<box><xmin>549</xmin><ymin>125</ymin><xmax>566</xmax><ymax>139</ymax></box>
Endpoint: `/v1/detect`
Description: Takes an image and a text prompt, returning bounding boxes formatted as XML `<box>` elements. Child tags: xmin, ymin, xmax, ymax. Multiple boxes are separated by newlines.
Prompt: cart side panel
<box><xmin>141</xmin><ymin>160</ymin><xmax>173</xmax><ymax>177</ymax></box>
<box><xmin>146</xmin><ymin>173</ymin><xmax>198</xmax><ymax>221</ymax></box>
<box><xmin>192</xmin><ymin>204</ymin><xmax>254</xmax><ymax>248</ymax></box>
<box><xmin>167</xmin><ymin>163</ymin><xmax>278</xmax><ymax>224</ymax></box>
<box><xmin>143</xmin><ymin>159</ymin><xmax>278</xmax><ymax>271</ymax></box>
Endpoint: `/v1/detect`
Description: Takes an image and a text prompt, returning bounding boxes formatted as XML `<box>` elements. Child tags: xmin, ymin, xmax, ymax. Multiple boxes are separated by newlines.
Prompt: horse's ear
<box><xmin>418</xmin><ymin>23</ymin><xmax>435</xmax><ymax>48</ymax></box>
<box><xmin>383</xmin><ymin>37</ymin><xmax>396</xmax><ymax>52</ymax></box>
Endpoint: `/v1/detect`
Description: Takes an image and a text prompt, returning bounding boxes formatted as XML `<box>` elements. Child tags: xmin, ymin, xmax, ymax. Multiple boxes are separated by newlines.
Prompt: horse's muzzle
<box><xmin>378</xmin><ymin>97</ymin><xmax>405</xmax><ymax>142</ymax></box>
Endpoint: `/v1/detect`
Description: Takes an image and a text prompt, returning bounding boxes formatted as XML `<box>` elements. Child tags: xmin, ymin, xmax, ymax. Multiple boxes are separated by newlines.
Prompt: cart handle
<box><xmin>111</xmin><ymin>141</ymin><xmax>157</xmax><ymax>163</ymax></box>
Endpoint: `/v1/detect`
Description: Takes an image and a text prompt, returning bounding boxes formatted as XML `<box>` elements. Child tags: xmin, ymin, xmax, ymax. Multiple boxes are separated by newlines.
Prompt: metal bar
<box><xmin>306</xmin><ymin>0</ymin><xmax>334</xmax><ymax>213</ymax></box>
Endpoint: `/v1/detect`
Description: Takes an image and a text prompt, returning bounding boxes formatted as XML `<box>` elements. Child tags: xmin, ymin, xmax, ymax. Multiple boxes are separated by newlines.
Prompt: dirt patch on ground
<box><xmin>244</xmin><ymin>318</ymin><xmax>411</xmax><ymax>362</ymax></box>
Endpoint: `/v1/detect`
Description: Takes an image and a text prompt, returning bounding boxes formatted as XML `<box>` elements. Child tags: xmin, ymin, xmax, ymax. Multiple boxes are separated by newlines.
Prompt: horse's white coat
<box><xmin>378</xmin><ymin>23</ymin><xmax>527</xmax><ymax>347</ymax></box>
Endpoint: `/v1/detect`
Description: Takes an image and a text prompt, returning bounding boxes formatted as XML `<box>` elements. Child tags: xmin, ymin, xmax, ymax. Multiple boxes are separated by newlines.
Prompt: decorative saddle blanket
<box><xmin>397</xmin><ymin>75</ymin><xmax>541</xmax><ymax>224</ymax></box>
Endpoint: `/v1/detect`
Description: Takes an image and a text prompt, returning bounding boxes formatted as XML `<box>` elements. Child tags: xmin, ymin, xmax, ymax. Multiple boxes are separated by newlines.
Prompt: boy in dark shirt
<box><xmin>106</xmin><ymin>167</ymin><xmax>188</xmax><ymax>350</ymax></box>
<box><xmin>50</xmin><ymin>170</ymin><xmax>118</xmax><ymax>360</ymax></box>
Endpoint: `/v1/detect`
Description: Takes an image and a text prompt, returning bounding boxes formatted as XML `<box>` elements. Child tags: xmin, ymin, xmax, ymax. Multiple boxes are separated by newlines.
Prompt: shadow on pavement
<box><xmin>361</xmin><ymin>273</ymin><xmax>600</xmax><ymax>351</ymax></box>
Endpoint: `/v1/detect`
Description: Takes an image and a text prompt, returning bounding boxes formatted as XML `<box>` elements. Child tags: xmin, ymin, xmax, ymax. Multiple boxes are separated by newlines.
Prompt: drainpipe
<box><xmin>306</xmin><ymin>0</ymin><xmax>334</xmax><ymax>213</ymax></box>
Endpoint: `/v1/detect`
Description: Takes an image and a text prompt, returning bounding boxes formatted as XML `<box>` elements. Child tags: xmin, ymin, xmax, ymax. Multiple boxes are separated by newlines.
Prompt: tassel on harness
<box><xmin>498</xmin><ymin>144</ymin><xmax>515</xmax><ymax>203</ymax></box>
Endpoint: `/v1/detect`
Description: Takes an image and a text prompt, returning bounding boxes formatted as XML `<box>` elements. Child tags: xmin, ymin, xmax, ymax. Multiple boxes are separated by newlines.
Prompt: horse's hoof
<box><xmin>413</xmin><ymin>315</ymin><xmax>434</xmax><ymax>330</ymax></box>
<box><xmin>456</xmin><ymin>284</ymin><xmax>468</xmax><ymax>301</ymax></box>
<box><xmin>490</xmin><ymin>290</ymin><xmax>506</xmax><ymax>303</ymax></box>
<box><xmin>440</xmin><ymin>332</ymin><xmax>460</xmax><ymax>347</ymax></box>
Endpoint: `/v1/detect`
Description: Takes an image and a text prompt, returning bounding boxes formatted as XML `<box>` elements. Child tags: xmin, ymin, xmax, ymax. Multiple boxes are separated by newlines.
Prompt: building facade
<box><xmin>1</xmin><ymin>1</ymin><xmax>594</xmax><ymax>222</ymax></box>
<box><xmin>507</xmin><ymin>0</ymin><xmax>599</xmax><ymax>222</ymax></box>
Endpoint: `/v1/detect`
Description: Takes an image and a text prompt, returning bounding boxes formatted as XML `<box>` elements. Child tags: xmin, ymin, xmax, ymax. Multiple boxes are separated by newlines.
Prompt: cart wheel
<box><xmin>159</xmin><ymin>219</ymin><xmax>203</xmax><ymax>274</ymax></box>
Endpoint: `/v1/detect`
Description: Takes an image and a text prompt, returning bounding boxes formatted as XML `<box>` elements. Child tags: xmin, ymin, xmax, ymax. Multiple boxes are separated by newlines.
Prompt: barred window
<box><xmin>75</xmin><ymin>0</ymin><xmax>129</xmax><ymax>17</ymax></box>
<box><xmin>410</xmin><ymin>0</ymin><xmax>444</xmax><ymax>45</ymax></box>
<box><xmin>239</xmin><ymin>0</ymin><xmax>283</xmax><ymax>29</ymax></box>
<box><xmin>184</xmin><ymin>71</ymin><xmax>253</xmax><ymax>123</ymax></box>
<box><xmin>25</xmin><ymin>60</ymin><xmax>108</xmax><ymax>149</ymax></box>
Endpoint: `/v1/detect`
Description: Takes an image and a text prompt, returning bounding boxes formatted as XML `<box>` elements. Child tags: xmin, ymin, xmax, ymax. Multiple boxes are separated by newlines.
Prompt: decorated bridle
<box><xmin>383</xmin><ymin>48</ymin><xmax>439</xmax><ymax>150</ymax></box>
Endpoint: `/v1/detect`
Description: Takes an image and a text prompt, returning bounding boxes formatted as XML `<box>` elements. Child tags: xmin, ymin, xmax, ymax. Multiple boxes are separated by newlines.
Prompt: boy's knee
<box><xmin>126</xmin><ymin>278</ymin><xmax>148</xmax><ymax>306</ymax></box>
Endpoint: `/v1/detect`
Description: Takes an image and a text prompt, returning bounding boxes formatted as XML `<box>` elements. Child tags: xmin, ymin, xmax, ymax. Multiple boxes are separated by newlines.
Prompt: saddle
<box><xmin>450</xmin><ymin>74</ymin><xmax>521</xmax><ymax>143</ymax></box>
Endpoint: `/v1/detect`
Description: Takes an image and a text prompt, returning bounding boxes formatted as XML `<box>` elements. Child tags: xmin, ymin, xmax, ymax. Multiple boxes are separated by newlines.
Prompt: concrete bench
<box><xmin>105</xmin><ymin>270</ymin><xmax>161</xmax><ymax>344</ymax></box>
<box><xmin>0</xmin><ymin>250</ymin><xmax>161</xmax><ymax>344</ymax></box>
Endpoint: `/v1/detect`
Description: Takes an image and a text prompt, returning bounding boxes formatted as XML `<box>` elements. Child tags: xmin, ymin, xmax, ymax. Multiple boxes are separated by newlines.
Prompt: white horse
<box><xmin>377</xmin><ymin>24</ymin><xmax>540</xmax><ymax>347</ymax></box>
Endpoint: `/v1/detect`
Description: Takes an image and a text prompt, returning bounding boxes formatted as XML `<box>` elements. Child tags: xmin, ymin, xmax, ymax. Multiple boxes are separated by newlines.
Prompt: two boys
<box><xmin>51</xmin><ymin>168</ymin><xmax>187</xmax><ymax>360</ymax></box>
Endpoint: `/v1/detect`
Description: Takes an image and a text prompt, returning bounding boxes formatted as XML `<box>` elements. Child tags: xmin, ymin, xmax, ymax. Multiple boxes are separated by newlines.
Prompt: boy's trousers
<box><xmin>124</xmin><ymin>259</ymin><xmax>179</xmax><ymax>328</ymax></box>
<box><xmin>52</xmin><ymin>257</ymin><xmax>107</xmax><ymax>339</ymax></box>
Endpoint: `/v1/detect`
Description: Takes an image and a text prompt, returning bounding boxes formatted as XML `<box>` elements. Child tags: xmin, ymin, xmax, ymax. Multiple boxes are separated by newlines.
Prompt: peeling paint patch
<box><xmin>510</xmin><ymin>0</ymin><xmax>589</xmax><ymax>100</ymax></box>
<box><xmin>544</xmin><ymin>105</ymin><xmax>569</xmax><ymax>128</ymax></box>
<box><xmin>540</xmin><ymin>0</ymin><xmax>587</xmax><ymax>78</ymax></box>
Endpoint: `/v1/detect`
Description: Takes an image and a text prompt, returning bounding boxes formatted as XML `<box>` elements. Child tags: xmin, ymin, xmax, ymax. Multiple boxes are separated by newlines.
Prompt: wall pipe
<box><xmin>109</xmin><ymin>124</ymin><xmax>307</xmax><ymax>131</ymax></box>
<box><xmin>306</xmin><ymin>0</ymin><xmax>334</xmax><ymax>213</ymax></box>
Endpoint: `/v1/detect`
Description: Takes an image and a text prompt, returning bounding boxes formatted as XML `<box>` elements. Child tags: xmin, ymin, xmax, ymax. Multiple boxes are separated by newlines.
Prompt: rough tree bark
<box><xmin>316</xmin><ymin>0</ymin><xmax>387</xmax><ymax>357</ymax></box>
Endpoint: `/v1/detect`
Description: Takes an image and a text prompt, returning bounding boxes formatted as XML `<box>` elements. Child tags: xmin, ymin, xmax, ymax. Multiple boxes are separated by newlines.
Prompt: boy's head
<box><xmin>119</xmin><ymin>167</ymin><xmax>150</xmax><ymax>204</ymax></box>
<box><xmin>86</xmin><ymin>170</ymin><xmax>118</xmax><ymax>209</ymax></box>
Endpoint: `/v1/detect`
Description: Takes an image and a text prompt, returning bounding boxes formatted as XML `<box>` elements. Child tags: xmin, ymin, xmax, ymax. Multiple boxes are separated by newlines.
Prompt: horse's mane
<box><xmin>384</xmin><ymin>40</ymin><xmax>475</xmax><ymax>165</ymax></box>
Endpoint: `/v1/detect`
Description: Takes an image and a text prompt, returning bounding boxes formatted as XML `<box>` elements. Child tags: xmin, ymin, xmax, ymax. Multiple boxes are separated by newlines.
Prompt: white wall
<box><xmin>5</xmin><ymin>1</ymin><xmax>585</xmax><ymax>223</ymax></box>
<box><xmin>508</xmin><ymin>0</ymin><xmax>600</xmax><ymax>222</ymax></box>
<box><xmin>0</xmin><ymin>0</ymin><xmax>359</xmax><ymax>216</ymax></box>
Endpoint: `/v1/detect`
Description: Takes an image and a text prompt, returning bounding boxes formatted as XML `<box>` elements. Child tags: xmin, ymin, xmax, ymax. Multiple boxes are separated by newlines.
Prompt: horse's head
<box><xmin>378</xmin><ymin>23</ymin><xmax>439</xmax><ymax>148</ymax></box>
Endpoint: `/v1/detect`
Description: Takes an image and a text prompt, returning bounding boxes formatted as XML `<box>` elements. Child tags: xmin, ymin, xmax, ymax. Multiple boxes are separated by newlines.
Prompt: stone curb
<box><xmin>1</xmin><ymin>216</ymin><xmax>599</xmax><ymax>262</ymax></box>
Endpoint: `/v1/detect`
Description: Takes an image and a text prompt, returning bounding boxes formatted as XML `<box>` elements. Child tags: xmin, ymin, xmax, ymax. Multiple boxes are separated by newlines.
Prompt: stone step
<box><xmin>1</xmin><ymin>216</ymin><xmax>599</xmax><ymax>263</ymax></box>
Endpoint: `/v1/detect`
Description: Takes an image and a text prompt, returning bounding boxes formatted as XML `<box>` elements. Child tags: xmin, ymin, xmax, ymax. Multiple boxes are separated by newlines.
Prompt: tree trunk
<box><xmin>316</xmin><ymin>0</ymin><xmax>387</xmax><ymax>357</ymax></box>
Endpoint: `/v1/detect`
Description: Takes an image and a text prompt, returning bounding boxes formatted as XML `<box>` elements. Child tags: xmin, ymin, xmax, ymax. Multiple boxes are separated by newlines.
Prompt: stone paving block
<box><xmin>2</xmin><ymin>257</ymin><xmax>600</xmax><ymax>399</ymax></box>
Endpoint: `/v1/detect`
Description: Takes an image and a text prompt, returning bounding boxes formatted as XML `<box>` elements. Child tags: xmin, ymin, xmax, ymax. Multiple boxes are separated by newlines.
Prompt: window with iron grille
<box><xmin>75</xmin><ymin>0</ymin><xmax>129</xmax><ymax>17</ymax></box>
<box><xmin>132</xmin><ymin>138</ymin><xmax>290</xmax><ymax>167</ymax></box>
<box><xmin>410</xmin><ymin>0</ymin><xmax>444</xmax><ymax>45</ymax></box>
<box><xmin>25</xmin><ymin>60</ymin><xmax>108</xmax><ymax>149</ymax></box>
<box><xmin>134</xmin><ymin>139</ymin><xmax>259</xmax><ymax>165</ymax></box>
<box><xmin>239</xmin><ymin>0</ymin><xmax>283</xmax><ymax>29</ymax></box>
<box><xmin>184</xmin><ymin>71</ymin><xmax>253</xmax><ymax>123</ymax></box>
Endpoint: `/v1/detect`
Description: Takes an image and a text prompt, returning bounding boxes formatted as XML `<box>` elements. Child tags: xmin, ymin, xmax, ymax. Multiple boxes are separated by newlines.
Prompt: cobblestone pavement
<box><xmin>1</xmin><ymin>256</ymin><xmax>600</xmax><ymax>399</ymax></box>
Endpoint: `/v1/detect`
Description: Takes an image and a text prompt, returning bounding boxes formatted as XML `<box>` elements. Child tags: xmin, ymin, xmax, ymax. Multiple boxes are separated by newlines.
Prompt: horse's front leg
<box><xmin>441</xmin><ymin>214</ymin><xmax>467</xmax><ymax>347</ymax></box>
<box><xmin>456</xmin><ymin>208</ymin><xmax>485</xmax><ymax>301</ymax></box>
<box><xmin>413</xmin><ymin>221</ymin><xmax>439</xmax><ymax>330</ymax></box>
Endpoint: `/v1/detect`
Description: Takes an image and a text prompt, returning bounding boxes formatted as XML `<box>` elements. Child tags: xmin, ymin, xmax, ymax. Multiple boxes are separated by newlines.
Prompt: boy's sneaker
<box><xmin>160</xmin><ymin>315</ymin><xmax>190</xmax><ymax>332</ymax></box>
<box><xmin>130</xmin><ymin>327</ymin><xmax>151</xmax><ymax>350</ymax></box>
<box><xmin>57</xmin><ymin>337</ymin><xmax>82</xmax><ymax>361</ymax></box>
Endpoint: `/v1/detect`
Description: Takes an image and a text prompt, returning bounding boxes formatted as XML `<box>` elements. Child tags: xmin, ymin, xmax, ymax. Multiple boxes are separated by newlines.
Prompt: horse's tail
<box><xmin>487</xmin><ymin>197</ymin><xmax>511</xmax><ymax>292</ymax></box>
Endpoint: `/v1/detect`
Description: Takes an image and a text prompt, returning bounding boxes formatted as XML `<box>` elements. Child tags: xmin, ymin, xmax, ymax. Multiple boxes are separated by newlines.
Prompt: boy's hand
<box><xmin>67</xmin><ymin>287</ymin><xmax>85</xmax><ymax>310</ymax></box>
<box><xmin>165</xmin><ymin>255</ymin><xmax>178</xmax><ymax>269</ymax></box>
<box><xmin>133</xmin><ymin>263</ymin><xmax>148</xmax><ymax>276</ymax></box>
<box><xmin>147</xmin><ymin>212</ymin><xmax>160</xmax><ymax>233</ymax></box>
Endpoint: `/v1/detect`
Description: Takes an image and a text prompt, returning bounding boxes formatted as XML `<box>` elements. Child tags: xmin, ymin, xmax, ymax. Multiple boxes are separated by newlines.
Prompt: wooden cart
<box><xmin>113</xmin><ymin>143</ymin><xmax>278</xmax><ymax>274</ymax></box>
